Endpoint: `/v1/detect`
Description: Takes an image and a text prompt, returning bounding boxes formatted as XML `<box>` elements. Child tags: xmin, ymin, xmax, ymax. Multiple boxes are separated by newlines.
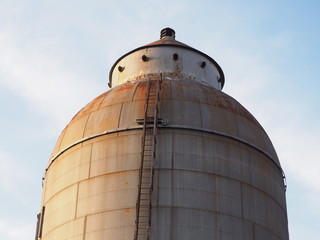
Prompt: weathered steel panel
<box><xmin>254</xmin><ymin>223</ymin><xmax>286</xmax><ymax>240</ymax></box>
<box><xmin>151</xmin><ymin>207</ymin><xmax>254</xmax><ymax>240</ymax></box>
<box><xmin>235</xmin><ymin>113</ymin><xmax>268</xmax><ymax>153</ymax></box>
<box><xmin>161</xmin><ymin>99</ymin><xmax>202</xmax><ymax>128</ymax></box>
<box><xmin>83</xmin><ymin>103</ymin><xmax>122</xmax><ymax>137</ymax></box>
<box><xmin>217</xmin><ymin>214</ymin><xmax>254</xmax><ymax>240</ymax></box>
<box><xmin>169</xmin><ymin>79</ymin><xmax>207</xmax><ymax>102</ymax></box>
<box><xmin>110</xmin><ymin>48</ymin><xmax>222</xmax><ymax>89</ymax></box>
<box><xmin>200</xmin><ymin>102</ymin><xmax>239</xmax><ymax>136</ymax></box>
<box><xmin>76</xmin><ymin>172</ymin><xmax>138</xmax><ymax>217</ymax></box>
<box><xmin>44</xmin><ymin>143</ymin><xmax>91</xmax><ymax>202</ymax></box>
<box><xmin>39</xmin><ymin>29</ymin><xmax>288</xmax><ymax>240</ymax></box>
<box><xmin>127</xmin><ymin>81</ymin><xmax>147</xmax><ymax>101</ymax></box>
<box><xmin>101</xmin><ymin>82</ymin><xmax>138</xmax><ymax>106</ymax></box>
<box><xmin>42</xmin><ymin>217</ymin><xmax>85</xmax><ymax>240</ymax></box>
<box><xmin>42</xmin><ymin>184</ymin><xmax>78</xmax><ymax>237</ymax></box>
<box><xmin>73</xmin><ymin>93</ymin><xmax>108</xmax><ymax>121</ymax></box>
<box><xmin>151</xmin><ymin>207</ymin><xmax>217</xmax><ymax>239</ymax></box>
<box><xmin>118</xmin><ymin>101</ymin><xmax>145</xmax><ymax>129</ymax></box>
<box><xmin>155</xmin><ymin>129</ymin><xmax>285</xmax><ymax>208</ymax></box>
<box><xmin>89</xmin><ymin>133</ymin><xmax>141</xmax><ymax>178</ymax></box>
<box><xmin>85</xmin><ymin>210</ymin><xmax>136</xmax><ymax>239</ymax></box>
<box><xmin>59</xmin><ymin>115</ymin><xmax>89</xmax><ymax>151</ymax></box>
<box><xmin>242</xmin><ymin>183</ymin><xmax>288</xmax><ymax>239</ymax></box>
<box><xmin>155</xmin><ymin>169</ymin><xmax>242</xmax><ymax>217</ymax></box>
<box><xmin>50</xmin><ymin>129</ymin><xmax>66</xmax><ymax>160</ymax></box>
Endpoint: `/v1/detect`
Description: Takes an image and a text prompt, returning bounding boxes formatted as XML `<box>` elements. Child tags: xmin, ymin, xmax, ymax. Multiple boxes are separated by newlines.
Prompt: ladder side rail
<box><xmin>135</xmin><ymin>78</ymin><xmax>152</xmax><ymax>240</ymax></box>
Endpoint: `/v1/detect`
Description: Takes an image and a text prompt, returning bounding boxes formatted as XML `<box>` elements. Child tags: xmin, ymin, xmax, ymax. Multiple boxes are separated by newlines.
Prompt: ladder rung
<box><xmin>138</xmin><ymin>211</ymin><xmax>149</xmax><ymax>215</ymax></box>
<box><xmin>140</xmin><ymin>192</ymin><xmax>150</xmax><ymax>196</ymax></box>
<box><xmin>137</xmin><ymin>227</ymin><xmax>148</xmax><ymax>231</ymax></box>
<box><xmin>142</xmin><ymin>160</ymin><xmax>152</xmax><ymax>163</ymax></box>
<box><xmin>142</xmin><ymin>168</ymin><xmax>152</xmax><ymax>171</ymax></box>
<box><xmin>141</xmin><ymin>180</ymin><xmax>151</xmax><ymax>183</ymax></box>
<box><xmin>142</xmin><ymin>160</ymin><xmax>152</xmax><ymax>164</ymax></box>
<box><xmin>141</xmin><ymin>181</ymin><xmax>152</xmax><ymax>185</ymax></box>
<box><xmin>142</xmin><ymin>159</ymin><xmax>152</xmax><ymax>162</ymax></box>
<box><xmin>144</xmin><ymin>148</ymin><xmax>153</xmax><ymax>151</ymax></box>
<box><xmin>143</xmin><ymin>154</ymin><xmax>153</xmax><ymax>157</ymax></box>
<box><xmin>137</xmin><ymin>231</ymin><xmax>148</xmax><ymax>236</ymax></box>
<box><xmin>140</xmin><ymin>191</ymin><xmax>151</xmax><ymax>196</ymax></box>
<box><xmin>138</xmin><ymin>207</ymin><xmax>149</xmax><ymax>211</ymax></box>
<box><xmin>143</xmin><ymin>149</ymin><xmax>153</xmax><ymax>153</ymax></box>
<box><xmin>141</xmin><ymin>177</ymin><xmax>150</xmax><ymax>181</ymax></box>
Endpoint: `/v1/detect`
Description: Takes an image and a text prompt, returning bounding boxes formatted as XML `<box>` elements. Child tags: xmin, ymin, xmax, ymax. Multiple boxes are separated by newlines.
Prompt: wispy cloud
<box><xmin>203</xmin><ymin>29</ymin><xmax>320</xmax><ymax>213</ymax></box>
<box><xmin>0</xmin><ymin>27</ymin><xmax>103</xmax><ymax>130</ymax></box>
<box><xmin>0</xmin><ymin>150</ymin><xmax>25</xmax><ymax>194</ymax></box>
<box><xmin>0</xmin><ymin>219</ymin><xmax>35</xmax><ymax>240</ymax></box>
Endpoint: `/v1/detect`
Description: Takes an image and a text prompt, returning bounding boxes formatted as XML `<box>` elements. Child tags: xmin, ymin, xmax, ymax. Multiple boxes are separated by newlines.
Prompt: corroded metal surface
<box><xmin>110</xmin><ymin>48</ymin><xmax>223</xmax><ymax>89</ymax></box>
<box><xmin>39</xmin><ymin>78</ymin><xmax>288</xmax><ymax>240</ymax></box>
<box><xmin>37</xmin><ymin>28</ymin><xmax>288</xmax><ymax>240</ymax></box>
<box><xmin>48</xmin><ymin>78</ymin><xmax>280</xmax><ymax>167</ymax></box>
<box><xmin>108</xmin><ymin>28</ymin><xmax>224</xmax><ymax>89</ymax></box>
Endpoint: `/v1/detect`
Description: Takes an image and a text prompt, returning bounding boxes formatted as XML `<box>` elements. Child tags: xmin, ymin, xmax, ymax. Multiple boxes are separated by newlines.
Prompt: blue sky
<box><xmin>0</xmin><ymin>0</ymin><xmax>319</xmax><ymax>239</ymax></box>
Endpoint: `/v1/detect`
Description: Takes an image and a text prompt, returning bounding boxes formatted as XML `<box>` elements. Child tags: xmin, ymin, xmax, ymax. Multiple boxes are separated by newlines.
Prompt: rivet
<box><xmin>118</xmin><ymin>66</ymin><xmax>125</xmax><ymax>72</ymax></box>
<box><xmin>173</xmin><ymin>53</ymin><xmax>179</xmax><ymax>61</ymax></box>
<box><xmin>200</xmin><ymin>61</ymin><xmax>206</xmax><ymax>68</ymax></box>
<box><xmin>142</xmin><ymin>55</ymin><xmax>149</xmax><ymax>62</ymax></box>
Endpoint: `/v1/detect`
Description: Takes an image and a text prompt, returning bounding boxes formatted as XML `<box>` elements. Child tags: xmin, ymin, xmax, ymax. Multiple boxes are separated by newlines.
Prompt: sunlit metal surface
<box><xmin>37</xmin><ymin>28</ymin><xmax>288</xmax><ymax>240</ymax></box>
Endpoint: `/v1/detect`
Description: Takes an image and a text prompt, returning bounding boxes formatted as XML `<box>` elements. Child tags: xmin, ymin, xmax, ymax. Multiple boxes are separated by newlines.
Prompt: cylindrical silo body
<box><xmin>36</xmin><ymin>28</ymin><xmax>289</xmax><ymax>240</ymax></box>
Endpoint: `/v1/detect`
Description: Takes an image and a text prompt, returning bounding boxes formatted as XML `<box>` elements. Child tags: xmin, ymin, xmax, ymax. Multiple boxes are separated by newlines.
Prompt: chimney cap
<box><xmin>160</xmin><ymin>28</ymin><xmax>175</xmax><ymax>39</ymax></box>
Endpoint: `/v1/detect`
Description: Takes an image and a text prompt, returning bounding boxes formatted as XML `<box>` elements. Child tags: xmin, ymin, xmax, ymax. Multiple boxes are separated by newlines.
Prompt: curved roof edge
<box><xmin>108</xmin><ymin>29</ymin><xmax>225</xmax><ymax>89</ymax></box>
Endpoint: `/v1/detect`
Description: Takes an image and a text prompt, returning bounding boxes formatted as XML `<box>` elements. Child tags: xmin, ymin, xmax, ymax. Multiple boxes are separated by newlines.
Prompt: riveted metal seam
<box><xmin>162</xmin><ymin>125</ymin><xmax>285</xmax><ymax>178</ymax></box>
<box><xmin>152</xmin><ymin>206</ymin><xmax>283</xmax><ymax>240</ymax></box>
<box><xmin>154</xmin><ymin>168</ymin><xmax>287</xmax><ymax>214</ymax></box>
<box><xmin>45</xmin><ymin>126</ymin><xmax>144</xmax><ymax>174</ymax></box>
<box><xmin>44</xmin><ymin>125</ymin><xmax>285</xmax><ymax>186</ymax></box>
<box><xmin>44</xmin><ymin>169</ymin><xmax>140</xmax><ymax>205</ymax></box>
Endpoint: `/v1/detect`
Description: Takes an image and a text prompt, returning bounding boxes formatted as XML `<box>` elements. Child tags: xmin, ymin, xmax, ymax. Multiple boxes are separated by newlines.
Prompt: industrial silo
<box><xmin>35</xmin><ymin>28</ymin><xmax>289</xmax><ymax>240</ymax></box>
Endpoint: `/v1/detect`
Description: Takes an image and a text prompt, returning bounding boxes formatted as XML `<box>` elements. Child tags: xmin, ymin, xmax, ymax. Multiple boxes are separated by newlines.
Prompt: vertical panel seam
<box><xmin>82</xmin><ymin>216</ymin><xmax>87</xmax><ymax>240</ymax></box>
<box><xmin>75</xmin><ymin>182</ymin><xmax>80</xmax><ymax>219</ymax></box>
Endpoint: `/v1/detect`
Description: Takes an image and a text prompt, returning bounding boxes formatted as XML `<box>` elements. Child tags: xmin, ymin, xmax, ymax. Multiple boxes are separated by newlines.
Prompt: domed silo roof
<box><xmin>38</xmin><ymin>28</ymin><xmax>288</xmax><ymax>240</ymax></box>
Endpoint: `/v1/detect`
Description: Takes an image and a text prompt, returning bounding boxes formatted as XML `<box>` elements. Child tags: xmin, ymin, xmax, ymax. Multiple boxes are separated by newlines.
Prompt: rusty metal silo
<box><xmin>36</xmin><ymin>28</ymin><xmax>289</xmax><ymax>240</ymax></box>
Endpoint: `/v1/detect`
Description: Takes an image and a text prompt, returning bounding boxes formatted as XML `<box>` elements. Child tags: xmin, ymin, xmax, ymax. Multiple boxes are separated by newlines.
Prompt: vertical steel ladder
<box><xmin>135</xmin><ymin>75</ymin><xmax>162</xmax><ymax>240</ymax></box>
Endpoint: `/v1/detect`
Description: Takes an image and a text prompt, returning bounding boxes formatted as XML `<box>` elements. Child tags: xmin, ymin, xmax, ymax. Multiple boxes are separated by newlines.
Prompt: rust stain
<box><xmin>201</xmin><ymin>85</ymin><xmax>258</xmax><ymax>124</ymax></box>
<box><xmin>124</xmin><ymin>209</ymin><xmax>131</xmax><ymax>214</ymax></box>
<box><xmin>71</xmin><ymin>92</ymin><xmax>108</xmax><ymax>122</ymax></box>
<box><xmin>133</xmin><ymin>81</ymin><xmax>148</xmax><ymax>101</ymax></box>
<box><xmin>116</xmin><ymin>82</ymin><xmax>135</xmax><ymax>92</ymax></box>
